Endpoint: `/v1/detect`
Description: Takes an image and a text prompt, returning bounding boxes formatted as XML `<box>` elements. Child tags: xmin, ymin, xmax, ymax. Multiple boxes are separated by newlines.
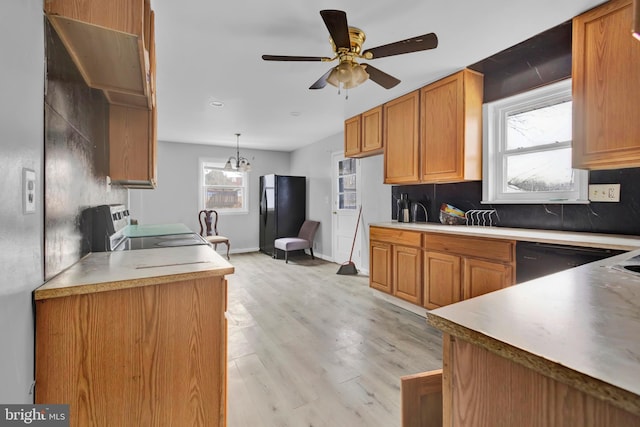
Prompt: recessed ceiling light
<box><xmin>290</xmin><ymin>111</ymin><xmax>301</xmax><ymax>117</ymax></box>
<box><xmin>209</xmin><ymin>100</ymin><xmax>224</xmax><ymax>108</ymax></box>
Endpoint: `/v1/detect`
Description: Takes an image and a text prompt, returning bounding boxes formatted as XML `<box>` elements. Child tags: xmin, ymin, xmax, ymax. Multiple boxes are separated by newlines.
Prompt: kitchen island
<box><xmin>34</xmin><ymin>245</ymin><xmax>233</xmax><ymax>427</ymax></box>
<box><xmin>425</xmin><ymin>249</ymin><xmax>640</xmax><ymax>426</ymax></box>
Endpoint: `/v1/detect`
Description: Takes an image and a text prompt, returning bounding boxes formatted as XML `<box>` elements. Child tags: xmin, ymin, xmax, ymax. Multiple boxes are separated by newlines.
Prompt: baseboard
<box><xmin>370</xmin><ymin>288</ymin><xmax>429</xmax><ymax>318</ymax></box>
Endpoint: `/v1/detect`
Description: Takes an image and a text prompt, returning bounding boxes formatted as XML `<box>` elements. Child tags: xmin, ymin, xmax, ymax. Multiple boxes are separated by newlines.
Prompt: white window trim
<box><xmin>482</xmin><ymin>79</ymin><xmax>589</xmax><ymax>204</ymax></box>
<box><xmin>199</xmin><ymin>157</ymin><xmax>250</xmax><ymax>214</ymax></box>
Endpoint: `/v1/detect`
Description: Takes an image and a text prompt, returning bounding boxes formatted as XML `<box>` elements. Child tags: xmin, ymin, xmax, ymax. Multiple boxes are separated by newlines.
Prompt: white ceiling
<box><xmin>152</xmin><ymin>0</ymin><xmax>605</xmax><ymax>152</ymax></box>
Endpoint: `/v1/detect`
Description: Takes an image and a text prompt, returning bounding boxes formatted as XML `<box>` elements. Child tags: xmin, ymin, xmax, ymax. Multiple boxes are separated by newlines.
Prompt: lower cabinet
<box><xmin>370</xmin><ymin>240</ymin><xmax>392</xmax><ymax>293</ymax></box>
<box><xmin>424</xmin><ymin>251</ymin><xmax>462</xmax><ymax>309</ymax></box>
<box><xmin>463</xmin><ymin>257</ymin><xmax>513</xmax><ymax>299</ymax></box>
<box><xmin>370</xmin><ymin>226</ymin><xmax>515</xmax><ymax>309</ymax></box>
<box><xmin>394</xmin><ymin>245</ymin><xmax>422</xmax><ymax>305</ymax></box>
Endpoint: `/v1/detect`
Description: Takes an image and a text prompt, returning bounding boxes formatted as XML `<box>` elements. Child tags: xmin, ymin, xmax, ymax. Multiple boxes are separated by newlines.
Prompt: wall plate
<box><xmin>588</xmin><ymin>184</ymin><xmax>620</xmax><ymax>202</ymax></box>
<box><xmin>23</xmin><ymin>168</ymin><xmax>36</xmax><ymax>214</ymax></box>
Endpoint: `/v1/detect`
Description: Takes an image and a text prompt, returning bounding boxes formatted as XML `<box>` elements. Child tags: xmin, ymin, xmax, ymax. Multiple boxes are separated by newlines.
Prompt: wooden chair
<box><xmin>273</xmin><ymin>220</ymin><xmax>320</xmax><ymax>263</ymax></box>
<box><xmin>198</xmin><ymin>209</ymin><xmax>230</xmax><ymax>259</ymax></box>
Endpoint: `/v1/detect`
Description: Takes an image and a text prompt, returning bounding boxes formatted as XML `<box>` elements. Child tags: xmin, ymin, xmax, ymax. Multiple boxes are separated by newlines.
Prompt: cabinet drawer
<box><xmin>370</xmin><ymin>227</ymin><xmax>422</xmax><ymax>247</ymax></box>
<box><xmin>423</xmin><ymin>233</ymin><xmax>514</xmax><ymax>263</ymax></box>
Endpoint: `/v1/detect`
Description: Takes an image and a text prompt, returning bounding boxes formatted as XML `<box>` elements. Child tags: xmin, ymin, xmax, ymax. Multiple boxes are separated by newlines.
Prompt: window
<box><xmin>199</xmin><ymin>159</ymin><xmax>249</xmax><ymax>213</ymax></box>
<box><xmin>482</xmin><ymin>79</ymin><xmax>588</xmax><ymax>204</ymax></box>
<box><xmin>337</xmin><ymin>158</ymin><xmax>358</xmax><ymax>210</ymax></box>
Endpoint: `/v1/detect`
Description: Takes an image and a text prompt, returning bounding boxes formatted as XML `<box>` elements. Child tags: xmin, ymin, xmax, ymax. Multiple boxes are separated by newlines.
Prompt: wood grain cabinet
<box><xmin>345</xmin><ymin>106</ymin><xmax>384</xmax><ymax>158</ymax></box>
<box><xmin>370</xmin><ymin>227</ymin><xmax>515</xmax><ymax>309</ymax></box>
<box><xmin>45</xmin><ymin>0</ymin><xmax>158</xmax><ymax>187</ymax></box>
<box><xmin>393</xmin><ymin>244</ymin><xmax>422</xmax><ymax>305</ymax></box>
<box><xmin>423</xmin><ymin>251</ymin><xmax>462</xmax><ymax>310</ymax></box>
<box><xmin>109</xmin><ymin>104</ymin><xmax>157</xmax><ymax>188</ymax></box>
<box><xmin>35</xmin><ymin>276</ymin><xmax>228</xmax><ymax>426</ymax></box>
<box><xmin>424</xmin><ymin>232</ymin><xmax>515</xmax><ymax>306</ymax></box>
<box><xmin>370</xmin><ymin>227</ymin><xmax>422</xmax><ymax>304</ymax></box>
<box><xmin>370</xmin><ymin>240</ymin><xmax>393</xmax><ymax>294</ymax></box>
<box><xmin>44</xmin><ymin>0</ymin><xmax>155</xmax><ymax>109</ymax></box>
<box><xmin>384</xmin><ymin>91</ymin><xmax>420</xmax><ymax>183</ymax></box>
<box><xmin>420</xmin><ymin>69</ymin><xmax>483</xmax><ymax>183</ymax></box>
<box><xmin>572</xmin><ymin>0</ymin><xmax>640</xmax><ymax>169</ymax></box>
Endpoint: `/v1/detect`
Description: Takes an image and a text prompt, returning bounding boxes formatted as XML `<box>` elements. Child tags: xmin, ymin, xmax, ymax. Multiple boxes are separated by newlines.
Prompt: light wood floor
<box><xmin>226</xmin><ymin>252</ymin><xmax>443</xmax><ymax>427</ymax></box>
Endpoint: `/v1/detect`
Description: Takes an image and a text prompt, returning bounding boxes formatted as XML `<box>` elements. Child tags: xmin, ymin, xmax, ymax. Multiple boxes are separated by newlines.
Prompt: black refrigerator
<box><xmin>259</xmin><ymin>174</ymin><xmax>306</xmax><ymax>255</ymax></box>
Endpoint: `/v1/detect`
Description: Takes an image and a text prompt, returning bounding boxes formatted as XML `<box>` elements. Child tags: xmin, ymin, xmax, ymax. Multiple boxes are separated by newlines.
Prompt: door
<box><xmin>423</xmin><ymin>251</ymin><xmax>462</xmax><ymax>309</ymax></box>
<box><xmin>370</xmin><ymin>240</ymin><xmax>392</xmax><ymax>293</ymax></box>
<box><xmin>332</xmin><ymin>152</ymin><xmax>361</xmax><ymax>267</ymax></box>
<box><xmin>462</xmin><ymin>258</ymin><xmax>513</xmax><ymax>299</ymax></box>
<box><xmin>393</xmin><ymin>245</ymin><xmax>422</xmax><ymax>305</ymax></box>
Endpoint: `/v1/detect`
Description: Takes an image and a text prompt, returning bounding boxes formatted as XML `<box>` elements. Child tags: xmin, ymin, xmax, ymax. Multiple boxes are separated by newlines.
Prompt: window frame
<box><xmin>199</xmin><ymin>158</ymin><xmax>249</xmax><ymax>214</ymax></box>
<box><xmin>482</xmin><ymin>78</ymin><xmax>589</xmax><ymax>204</ymax></box>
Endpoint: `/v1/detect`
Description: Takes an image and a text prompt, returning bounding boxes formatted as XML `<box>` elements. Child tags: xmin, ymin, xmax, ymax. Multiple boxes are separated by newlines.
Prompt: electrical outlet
<box><xmin>23</xmin><ymin>168</ymin><xmax>36</xmax><ymax>214</ymax></box>
<box><xmin>588</xmin><ymin>184</ymin><xmax>620</xmax><ymax>202</ymax></box>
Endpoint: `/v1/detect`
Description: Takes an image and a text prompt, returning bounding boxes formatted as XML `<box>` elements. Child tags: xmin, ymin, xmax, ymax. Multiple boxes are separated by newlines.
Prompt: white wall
<box><xmin>129</xmin><ymin>140</ymin><xmax>291</xmax><ymax>254</ymax></box>
<box><xmin>0</xmin><ymin>0</ymin><xmax>44</xmax><ymax>403</ymax></box>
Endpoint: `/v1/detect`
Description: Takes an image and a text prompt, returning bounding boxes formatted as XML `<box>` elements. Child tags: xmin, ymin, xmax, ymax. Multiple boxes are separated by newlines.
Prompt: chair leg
<box><xmin>310</xmin><ymin>248</ymin><xmax>315</xmax><ymax>260</ymax></box>
<box><xmin>225</xmin><ymin>242</ymin><xmax>230</xmax><ymax>260</ymax></box>
<box><xmin>285</xmin><ymin>251</ymin><xmax>288</xmax><ymax>263</ymax></box>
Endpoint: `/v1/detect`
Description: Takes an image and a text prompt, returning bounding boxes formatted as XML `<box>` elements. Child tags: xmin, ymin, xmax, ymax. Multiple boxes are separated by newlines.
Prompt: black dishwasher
<box><xmin>516</xmin><ymin>241</ymin><xmax>626</xmax><ymax>283</ymax></box>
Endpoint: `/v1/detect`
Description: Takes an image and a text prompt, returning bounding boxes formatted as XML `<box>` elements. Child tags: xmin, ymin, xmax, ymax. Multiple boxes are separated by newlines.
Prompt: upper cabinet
<box><xmin>344</xmin><ymin>106</ymin><xmax>383</xmax><ymax>158</ymax></box>
<box><xmin>420</xmin><ymin>69</ymin><xmax>483</xmax><ymax>183</ymax></box>
<box><xmin>384</xmin><ymin>91</ymin><xmax>420</xmax><ymax>183</ymax></box>
<box><xmin>572</xmin><ymin>0</ymin><xmax>640</xmax><ymax>169</ymax></box>
<box><xmin>44</xmin><ymin>0</ymin><xmax>155</xmax><ymax>109</ymax></box>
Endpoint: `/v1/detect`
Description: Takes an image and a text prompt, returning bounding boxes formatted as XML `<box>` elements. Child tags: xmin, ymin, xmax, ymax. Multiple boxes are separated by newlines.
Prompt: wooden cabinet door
<box><xmin>109</xmin><ymin>104</ymin><xmax>157</xmax><ymax>188</ymax></box>
<box><xmin>393</xmin><ymin>245</ymin><xmax>422</xmax><ymax>305</ymax></box>
<box><xmin>370</xmin><ymin>241</ymin><xmax>393</xmax><ymax>294</ymax></box>
<box><xmin>462</xmin><ymin>258</ymin><xmax>513</xmax><ymax>300</ymax></box>
<box><xmin>361</xmin><ymin>105</ymin><xmax>383</xmax><ymax>155</ymax></box>
<box><xmin>420</xmin><ymin>69</ymin><xmax>482</xmax><ymax>183</ymax></box>
<box><xmin>384</xmin><ymin>90</ymin><xmax>420</xmax><ymax>183</ymax></box>
<box><xmin>572</xmin><ymin>0</ymin><xmax>640</xmax><ymax>169</ymax></box>
<box><xmin>344</xmin><ymin>115</ymin><xmax>361</xmax><ymax>157</ymax></box>
<box><xmin>423</xmin><ymin>251</ymin><xmax>462</xmax><ymax>309</ymax></box>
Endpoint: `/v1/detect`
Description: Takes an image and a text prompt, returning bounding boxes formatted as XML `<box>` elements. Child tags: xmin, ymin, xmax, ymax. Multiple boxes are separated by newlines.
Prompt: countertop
<box><xmin>122</xmin><ymin>223</ymin><xmax>193</xmax><ymax>237</ymax></box>
<box><xmin>370</xmin><ymin>221</ymin><xmax>640</xmax><ymax>250</ymax></box>
<box><xmin>35</xmin><ymin>245</ymin><xmax>234</xmax><ymax>300</ymax></box>
<box><xmin>426</xmin><ymin>249</ymin><xmax>640</xmax><ymax>416</ymax></box>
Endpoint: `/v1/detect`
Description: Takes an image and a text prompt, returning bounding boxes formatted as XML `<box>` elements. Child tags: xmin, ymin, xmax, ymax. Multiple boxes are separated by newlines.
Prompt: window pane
<box><xmin>505</xmin><ymin>147</ymin><xmax>576</xmax><ymax>192</ymax></box>
<box><xmin>205</xmin><ymin>187</ymin><xmax>244</xmax><ymax>209</ymax></box>
<box><xmin>204</xmin><ymin>168</ymin><xmax>244</xmax><ymax>186</ymax></box>
<box><xmin>339</xmin><ymin>158</ymin><xmax>356</xmax><ymax>176</ymax></box>
<box><xmin>339</xmin><ymin>192</ymin><xmax>357</xmax><ymax>209</ymax></box>
<box><xmin>506</xmin><ymin>100</ymin><xmax>572</xmax><ymax>150</ymax></box>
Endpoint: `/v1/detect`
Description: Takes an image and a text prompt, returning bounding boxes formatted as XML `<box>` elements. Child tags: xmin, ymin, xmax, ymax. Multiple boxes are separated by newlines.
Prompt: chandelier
<box><xmin>224</xmin><ymin>133</ymin><xmax>251</xmax><ymax>172</ymax></box>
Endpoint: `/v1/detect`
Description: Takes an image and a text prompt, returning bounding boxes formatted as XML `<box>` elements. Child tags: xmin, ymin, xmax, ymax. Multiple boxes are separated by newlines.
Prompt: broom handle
<box><xmin>347</xmin><ymin>205</ymin><xmax>363</xmax><ymax>262</ymax></box>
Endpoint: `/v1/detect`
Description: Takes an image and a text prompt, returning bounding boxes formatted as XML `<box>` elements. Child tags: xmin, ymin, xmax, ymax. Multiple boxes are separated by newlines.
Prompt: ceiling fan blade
<box><xmin>364</xmin><ymin>65</ymin><xmax>401</xmax><ymax>89</ymax></box>
<box><xmin>309</xmin><ymin>68</ymin><xmax>333</xmax><ymax>89</ymax></box>
<box><xmin>320</xmin><ymin>10</ymin><xmax>350</xmax><ymax>50</ymax></box>
<box><xmin>262</xmin><ymin>55</ymin><xmax>330</xmax><ymax>62</ymax></box>
<box><xmin>363</xmin><ymin>33</ymin><xmax>438</xmax><ymax>59</ymax></box>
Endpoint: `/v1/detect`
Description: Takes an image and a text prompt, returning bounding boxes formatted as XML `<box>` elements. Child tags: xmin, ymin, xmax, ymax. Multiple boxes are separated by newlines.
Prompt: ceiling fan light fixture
<box><xmin>327</xmin><ymin>60</ymin><xmax>369</xmax><ymax>89</ymax></box>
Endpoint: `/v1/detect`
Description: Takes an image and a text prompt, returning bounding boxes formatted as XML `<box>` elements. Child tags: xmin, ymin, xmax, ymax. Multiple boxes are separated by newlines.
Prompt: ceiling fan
<box><xmin>261</xmin><ymin>10</ymin><xmax>438</xmax><ymax>90</ymax></box>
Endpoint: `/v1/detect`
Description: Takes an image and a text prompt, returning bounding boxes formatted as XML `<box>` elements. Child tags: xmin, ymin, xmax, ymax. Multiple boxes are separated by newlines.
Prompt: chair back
<box><xmin>198</xmin><ymin>209</ymin><xmax>220</xmax><ymax>237</ymax></box>
<box><xmin>298</xmin><ymin>220</ymin><xmax>320</xmax><ymax>243</ymax></box>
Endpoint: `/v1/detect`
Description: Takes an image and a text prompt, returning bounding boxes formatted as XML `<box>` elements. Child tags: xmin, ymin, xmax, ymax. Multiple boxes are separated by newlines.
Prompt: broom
<box><xmin>337</xmin><ymin>205</ymin><xmax>362</xmax><ymax>275</ymax></box>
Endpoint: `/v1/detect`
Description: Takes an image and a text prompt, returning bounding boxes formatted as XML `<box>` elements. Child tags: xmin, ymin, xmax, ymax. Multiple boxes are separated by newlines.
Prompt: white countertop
<box><xmin>427</xmin><ymin>249</ymin><xmax>640</xmax><ymax>414</ymax></box>
<box><xmin>371</xmin><ymin>221</ymin><xmax>640</xmax><ymax>250</ymax></box>
<box><xmin>35</xmin><ymin>245</ymin><xmax>234</xmax><ymax>300</ymax></box>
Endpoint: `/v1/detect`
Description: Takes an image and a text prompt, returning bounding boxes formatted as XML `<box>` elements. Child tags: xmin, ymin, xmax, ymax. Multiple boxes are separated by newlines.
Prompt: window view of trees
<box><xmin>203</xmin><ymin>165</ymin><xmax>246</xmax><ymax>211</ymax></box>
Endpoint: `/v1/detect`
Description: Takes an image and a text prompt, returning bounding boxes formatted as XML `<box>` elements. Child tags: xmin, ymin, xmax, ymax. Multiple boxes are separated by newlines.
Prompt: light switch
<box><xmin>23</xmin><ymin>168</ymin><xmax>36</xmax><ymax>214</ymax></box>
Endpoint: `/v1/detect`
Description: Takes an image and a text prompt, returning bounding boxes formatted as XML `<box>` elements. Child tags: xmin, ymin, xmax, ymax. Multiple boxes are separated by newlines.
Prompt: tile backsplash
<box><xmin>392</xmin><ymin>167</ymin><xmax>640</xmax><ymax>236</ymax></box>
